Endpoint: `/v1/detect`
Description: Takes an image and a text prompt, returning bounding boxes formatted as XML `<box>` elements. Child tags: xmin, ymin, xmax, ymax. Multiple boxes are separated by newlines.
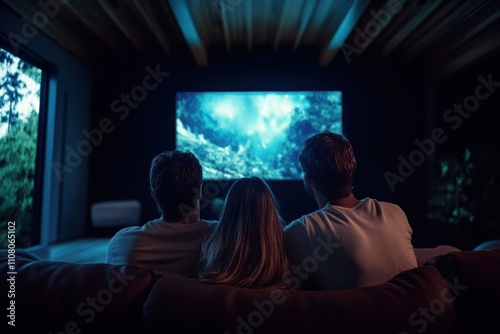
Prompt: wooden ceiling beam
<box><xmin>438</xmin><ymin>27</ymin><xmax>500</xmax><ymax>80</ymax></box>
<box><xmin>400</xmin><ymin>0</ymin><xmax>495</xmax><ymax>65</ymax></box>
<box><xmin>274</xmin><ymin>0</ymin><xmax>303</xmax><ymax>50</ymax></box>
<box><xmin>397</xmin><ymin>1</ymin><xmax>461</xmax><ymax>62</ymax></box>
<box><xmin>2</xmin><ymin>0</ymin><xmax>96</xmax><ymax>64</ymax></box>
<box><xmin>433</xmin><ymin>3</ymin><xmax>500</xmax><ymax>79</ymax></box>
<box><xmin>167</xmin><ymin>0</ymin><xmax>207</xmax><ymax>66</ymax></box>
<box><xmin>66</xmin><ymin>1</ymin><xmax>123</xmax><ymax>52</ymax></box>
<box><xmin>319</xmin><ymin>0</ymin><xmax>370</xmax><ymax>65</ymax></box>
<box><xmin>294</xmin><ymin>0</ymin><xmax>317</xmax><ymax>50</ymax></box>
<box><xmin>245</xmin><ymin>0</ymin><xmax>253</xmax><ymax>50</ymax></box>
<box><xmin>131</xmin><ymin>0</ymin><xmax>171</xmax><ymax>55</ymax></box>
<box><xmin>380</xmin><ymin>0</ymin><xmax>443</xmax><ymax>58</ymax></box>
<box><xmin>365</xmin><ymin>0</ymin><xmax>417</xmax><ymax>52</ymax></box>
<box><xmin>218</xmin><ymin>0</ymin><xmax>232</xmax><ymax>51</ymax></box>
<box><xmin>96</xmin><ymin>0</ymin><xmax>148</xmax><ymax>56</ymax></box>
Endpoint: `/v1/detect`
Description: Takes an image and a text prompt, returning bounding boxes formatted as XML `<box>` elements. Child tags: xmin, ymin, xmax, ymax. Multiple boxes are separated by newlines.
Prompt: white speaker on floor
<box><xmin>91</xmin><ymin>200</ymin><xmax>141</xmax><ymax>228</ymax></box>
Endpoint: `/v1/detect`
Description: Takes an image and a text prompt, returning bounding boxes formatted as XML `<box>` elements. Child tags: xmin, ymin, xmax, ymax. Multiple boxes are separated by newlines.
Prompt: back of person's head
<box><xmin>149</xmin><ymin>150</ymin><xmax>202</xmax><ymax>221</ymax></box>
<box><xmin>199</xmin><ymin>177</ymin><xmax>291</xmax><ymax>288</ymax></box>
<box><xmin>299</xmin><ymin>131</ymin><xmax>357</xmax><ymax>200</ymax></box>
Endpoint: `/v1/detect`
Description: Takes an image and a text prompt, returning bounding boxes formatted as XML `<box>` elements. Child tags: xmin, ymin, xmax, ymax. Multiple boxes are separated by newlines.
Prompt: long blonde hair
<box><xmin>198</xmin><ymin>177</ymin><xmax>291</xmax><ymax>288</ymax></box>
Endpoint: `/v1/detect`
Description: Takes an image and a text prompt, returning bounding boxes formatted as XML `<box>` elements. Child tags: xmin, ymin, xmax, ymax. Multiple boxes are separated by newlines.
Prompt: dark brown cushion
<box><xmin>414</xmin><ymin>245</ymin><xmax>461</xmax><ymax>267</ymax></box>
<box><xmin>143</xmin><ymin>265</ymin><xmax>455</xmax><ymax>334</ymax></box>
<box><xmin>1</xmin><ymin>250</ymin><xmax>155</xmax><ymax>334</ymax></box>
<box><xmin>428</xmin><ymin>248</ymin><xmax>500</xmax><ymax>333</ymax></box>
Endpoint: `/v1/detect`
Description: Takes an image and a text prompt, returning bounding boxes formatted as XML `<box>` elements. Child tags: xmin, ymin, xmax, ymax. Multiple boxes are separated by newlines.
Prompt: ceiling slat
<box><xmin>396</xmin><ymin>1</ymin><xmax>462</xmax><ymax>62</ymax></box>
<box><xmin>218</xmin><ymin>0</ymin><xmax>232</xmax><ymax>51</ymax></box>
<box><xmin>319</xmin><ymin>0</ymin><xmax>370</xmax><ymax>65</ymax></box>
<box><xmin>96</xmin><ymin>0</ymin><xmax>148</xmax><ymax>55</ymax></box>
<box><xmin>2</xmin><ymin>0</ymin><xmax>96</xmax><ymax>64</ymax></box>
<box><xmin>438</xmin><ymin>24</ymin><xmax>500</xmax><ymax>79</ymax></box>
<box><xmin>380</xmin><ymin>0</ymin><xmax>443</xmax><ymax>58</ymax></box>
<box><xmin>168</xmin><ymin>0</ymin><xmax>208</xmax><ymax>66</ymax></box>
<box><xmin>274</xmin><ymin>0</ymin><xmax>303</xmax><ymax>50</ymax></box>
<box><xmin>131</xmin><ymin>0</ymin><xmax>171</xmax><ymax>55</ymax></box>
<box><xmin>294</xmin><ymin>0</ymin><xmax>318</xmax><ymax>50</ymax></box>
<box><xmin>245</xmin><ymin>0</ymin><xmax>253</xmax><ymax>50</ymax></box>
<box><xmin>66</xmin><ymin>1</ymin><xmax>123</xmax><ymax>52</ymax></box>
<box><xmin>403</xmin><ymin>1</ymin><xmax>498</xmax><ymax>63</ymax></box>
<box><xmin>1</xmin><ymin>0</ymin><xmax>498</xmax><ymax>76</ymax></box>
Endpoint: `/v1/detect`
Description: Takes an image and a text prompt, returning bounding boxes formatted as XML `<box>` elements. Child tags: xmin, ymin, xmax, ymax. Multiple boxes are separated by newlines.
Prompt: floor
<box><xmin>37</xmin><ymin>238</ymin><xmax>110</xmax><ymax>263</ymax></box>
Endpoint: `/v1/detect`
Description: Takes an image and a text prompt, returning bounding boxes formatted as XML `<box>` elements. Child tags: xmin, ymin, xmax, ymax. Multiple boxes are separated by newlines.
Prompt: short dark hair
<box><xmin>149</xmin><ymin>150</ymin><xmax>202</xmax><ymax>220</ymax></box>
<box><xmin>299</xmin><ymin>131</ymin><xmax>356</xmax><ymax>199</ymax></box>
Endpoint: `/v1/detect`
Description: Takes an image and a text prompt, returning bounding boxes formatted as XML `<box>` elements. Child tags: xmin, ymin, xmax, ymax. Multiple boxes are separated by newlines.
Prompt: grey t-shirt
<box><xmin>284</xmin><ymin>198</ymin><xmax>417</xmax><ymax>290</ymax></box>
<box><xmin>106</xmin><ymin>219</ymin><xmax>217</xmax><ymax>277</ymax></box>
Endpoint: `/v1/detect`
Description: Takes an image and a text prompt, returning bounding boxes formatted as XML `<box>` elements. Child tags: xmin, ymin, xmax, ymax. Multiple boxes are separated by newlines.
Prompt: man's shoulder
<box><xmin>111</xmin><ymin>225</ymin><xmax>141</xmax><ymax>237</ymax></box>
<box><xmin>106</xmin><ymin>225</ymin><xmax>143</xmax><ymax>259</ymax></box>
<box><xmin>365</xmin><ymin>197</ymin><xmax>399</xmax><ymax>206</ymax></box>
<box><xmin>366</xmin><ymin>198</ymin><xmax>406</xmax><ymax>214</ymax></box>
<box><xmin>284</xmin><ymin>210</ymin><xmax>321</xmax><ymax>232</ymax></box>
<box><xmin>108</xmin><ymin>225</ymin><xmax>144</xmax><ymax>245</ymax></box>
<box><xmin>109</xmin><ymin>219</ymin><xmax>167</xmax><ymax>240</ymax></box>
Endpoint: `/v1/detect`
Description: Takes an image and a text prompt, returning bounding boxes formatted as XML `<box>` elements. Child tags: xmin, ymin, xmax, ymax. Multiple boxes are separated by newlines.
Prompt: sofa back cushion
<box><xmin>426</xmin><ymin>247</ymin><xmax>500</xmax><ymax>334</ymax></box>
<box><xmin>143</xmin><ymin>265</ymin><xmax>455</xmax><ymax>334</ymax></box>
<box><xmin>1</xmin><ymin>250</ymin><xmax>155</xmax><ymax>334</ymax></box>
<box><xmin>414</xmin><ymin>245</ymin><xmax>462</xmax><ymax>266</ymax></box>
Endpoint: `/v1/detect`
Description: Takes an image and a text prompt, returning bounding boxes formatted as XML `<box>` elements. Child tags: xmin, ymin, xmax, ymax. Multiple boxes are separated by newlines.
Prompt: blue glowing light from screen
<box><xmin>176</xmin><ymin>91</ymin><xmax>342</xmax><ymax>180</ymax></box>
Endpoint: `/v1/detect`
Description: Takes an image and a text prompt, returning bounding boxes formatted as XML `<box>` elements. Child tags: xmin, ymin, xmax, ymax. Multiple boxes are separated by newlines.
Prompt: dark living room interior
<box><xmin>1</xmin><ymin>0</ymin><xmax>500</xmax><ymax>261</ymax></box>
<box><xmin>3</xmin><ymin>1</ymin><xmax>500</xmax><ymax>334</ymax></box>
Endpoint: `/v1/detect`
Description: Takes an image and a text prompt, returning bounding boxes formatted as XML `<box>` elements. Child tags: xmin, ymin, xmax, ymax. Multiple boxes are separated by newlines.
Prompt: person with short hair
<box><xmin>284</xmin><ymin>131</ymin><xmax>417</xmax><ymax>290</ymax></box>
<box><xmin>106</xmin><ymin>150</ymin><xmax>217</xmax><ymax>278</ymax></box>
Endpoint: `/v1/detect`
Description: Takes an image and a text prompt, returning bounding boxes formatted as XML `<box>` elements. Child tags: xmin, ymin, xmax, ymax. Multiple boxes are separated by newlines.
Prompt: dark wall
<box><xmin>425</xmin><ymin>56</ymin><xmax>500</xmax><ymax>250</ymax></box>
<box><xmin>87</xmin><ymin>50</ymin><xmax>435</xmax><ymax>244</ymax></box>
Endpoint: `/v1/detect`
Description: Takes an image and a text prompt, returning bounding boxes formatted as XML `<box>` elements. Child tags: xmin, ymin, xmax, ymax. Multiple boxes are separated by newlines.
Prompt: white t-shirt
<box><xmin>106</xmin><ymin>219</ymin><xmax>217</xmax><ymax>277</ymax></box>
<box><xmin>284</xmin><ymin>198</ymin><xmax>417</xmax><ymax>290</ymax></box>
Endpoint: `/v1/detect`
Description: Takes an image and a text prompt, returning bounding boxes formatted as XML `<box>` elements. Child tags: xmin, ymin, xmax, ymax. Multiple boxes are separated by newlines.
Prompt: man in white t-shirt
<box><xmin>106</xmin><ymin>150</ymin><xmax>217</xmax><ymax>278</ymax></box>
<box><xmin>284</xmin><ymin>132</ymin><xmax>417</xmax><ymax>290</ymax></box>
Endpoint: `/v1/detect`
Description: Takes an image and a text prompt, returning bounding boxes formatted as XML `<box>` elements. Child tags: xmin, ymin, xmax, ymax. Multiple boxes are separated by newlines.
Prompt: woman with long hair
<box><xmin>198</xmin><ymin>177</ymin><xmax>292</xmax><ymax>288</ymax></box>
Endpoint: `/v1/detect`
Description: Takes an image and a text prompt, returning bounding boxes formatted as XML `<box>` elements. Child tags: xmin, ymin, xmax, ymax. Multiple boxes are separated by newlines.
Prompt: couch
<box><xmin>1</xmin><ymin>246</ymin><xmax>500</xmax><ymax>334</ymax></box>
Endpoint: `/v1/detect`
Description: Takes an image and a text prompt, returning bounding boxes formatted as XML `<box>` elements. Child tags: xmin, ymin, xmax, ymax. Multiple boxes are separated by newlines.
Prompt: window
<box><xmin>0</xmin><ymin>47</ymin><xmax>45</xmax><ymax>248</ymax></box>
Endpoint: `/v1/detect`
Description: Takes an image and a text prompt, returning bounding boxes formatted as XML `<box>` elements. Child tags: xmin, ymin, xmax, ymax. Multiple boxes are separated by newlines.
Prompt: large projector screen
<box><xmin>175</xmin><ymin>91</ymin><xmax>342</xmax><ymax>180</ymax></box>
